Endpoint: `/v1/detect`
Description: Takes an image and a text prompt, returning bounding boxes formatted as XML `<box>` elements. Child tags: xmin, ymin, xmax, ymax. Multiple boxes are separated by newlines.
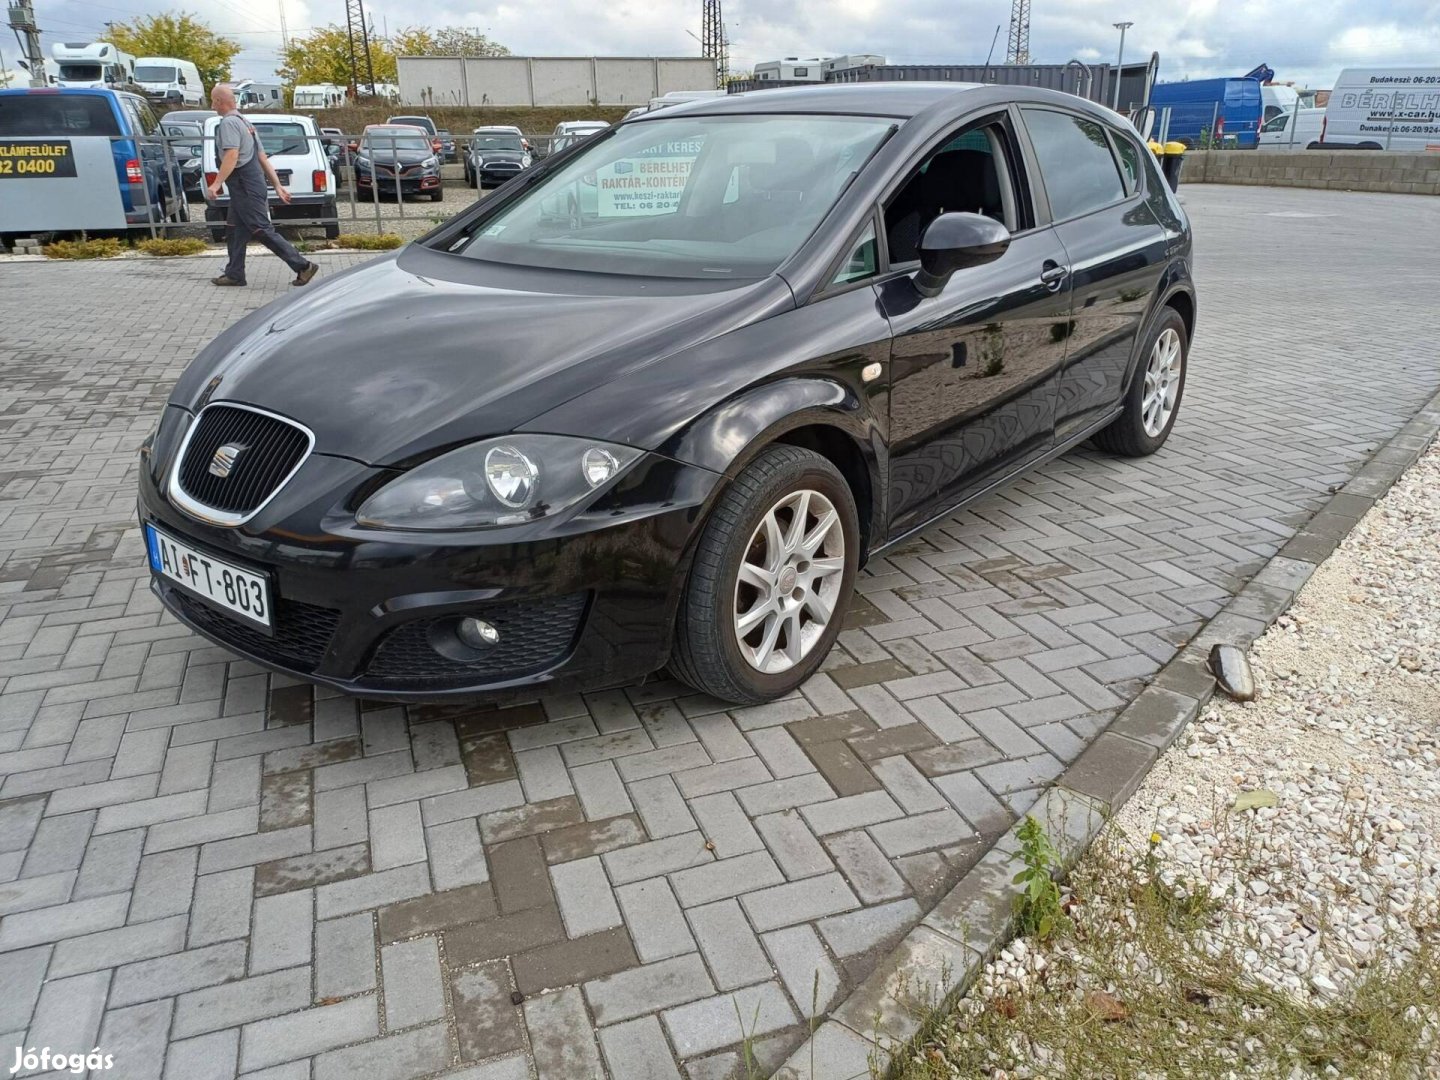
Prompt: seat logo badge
<box><xmin>208</xmin><ymin>443</ymin><xmax>246</xmax><ymax>478</ymax></box>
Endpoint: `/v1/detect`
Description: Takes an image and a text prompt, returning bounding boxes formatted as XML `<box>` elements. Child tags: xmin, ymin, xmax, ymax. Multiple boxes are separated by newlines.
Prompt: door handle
<box><xmin>1040</xmin><ymin>261</ymin><xmax>1069</xmax><ymax>289</ymax></box>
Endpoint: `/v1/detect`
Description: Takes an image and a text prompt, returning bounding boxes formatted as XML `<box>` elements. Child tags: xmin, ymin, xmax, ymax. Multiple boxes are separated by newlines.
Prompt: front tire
<box><xmin>673</xmin><ymin>445</ymin><xmax>858</xmax><ymax>704</ymax></box>
<box><xmin>1092</xmin><ymin>307</ymin><xmax>1188</xmax><ymax>457</ymax></box>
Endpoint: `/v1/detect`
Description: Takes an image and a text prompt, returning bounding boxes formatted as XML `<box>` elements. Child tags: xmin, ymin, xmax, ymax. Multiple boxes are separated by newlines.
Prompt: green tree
<box><xmin>106</xmin><ymin>11</ymin><xmax>240</xmax><ymax>90</ymax></box>
<box><xmin>278</xmin><ymin>25</ymin><xmax>397</xmax><ymax>88</ymax></box>
<box><xmin>392</xmin><ymin>27</ymin><xmax>509</xmax><ymax>58</ymax></box>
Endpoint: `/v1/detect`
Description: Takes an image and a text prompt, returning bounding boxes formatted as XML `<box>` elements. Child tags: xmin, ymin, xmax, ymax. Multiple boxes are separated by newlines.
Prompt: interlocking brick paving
<box><xmin>2</xmin><ymin>185</ymin><xmax>1437</xmax><ymax>1079</ymax></box>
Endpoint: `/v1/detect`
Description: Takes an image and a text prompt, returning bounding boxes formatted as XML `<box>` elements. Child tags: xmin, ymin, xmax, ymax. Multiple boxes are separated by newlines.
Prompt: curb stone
<box><xmin>771</xmin><ymin>385</ymin><xmax>1440</xmax><ymax>1080</ymax></box>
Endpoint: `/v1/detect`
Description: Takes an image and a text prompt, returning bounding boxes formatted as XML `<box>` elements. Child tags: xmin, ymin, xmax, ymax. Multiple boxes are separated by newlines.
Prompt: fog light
<box><xmin>457</xmin><ymin>617</ymin><xmax>500</xmax><ymax>648</ymax></box>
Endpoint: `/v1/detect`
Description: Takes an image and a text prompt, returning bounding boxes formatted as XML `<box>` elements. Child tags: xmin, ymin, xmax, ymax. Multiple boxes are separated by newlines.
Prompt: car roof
<box><xmin>631</xmin><ymin>81</ymin><xmax>985</xmax><ymax>119</ymax></box>
<box><xmin>366</xmin><ymin>124</ymin><xmax>427</xmax><ymax>134</ymax></box>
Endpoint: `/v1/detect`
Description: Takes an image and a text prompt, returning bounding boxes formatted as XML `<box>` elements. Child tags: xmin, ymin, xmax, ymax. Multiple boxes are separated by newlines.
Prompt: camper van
<box><xmin>292</xmin><ymin>84</ymin><xmax>346</xmax><ymax>111</ymax></box>
<box><xmin>133</xmin><ymin>57</ymin><xmax>203</xmax><ymax>105</ymax></box>
<box><xmin>1319</xmin><ymin>68</ymin><xmax>1440</xmax><ymax>152</ymax></box>
<box><xmin>753</xmin><ymin>58</ymin><xmax>827</xmax><ymax>83</ymax></box>
<box><xmin>235</xmin><ymin>79</ymin><xmax>285</xmax><ymax>111</ymax></box>
<box><xmin>52</xmin><ymin>42</ymin><xmax>136</xmax><ymax>89</ymax></box>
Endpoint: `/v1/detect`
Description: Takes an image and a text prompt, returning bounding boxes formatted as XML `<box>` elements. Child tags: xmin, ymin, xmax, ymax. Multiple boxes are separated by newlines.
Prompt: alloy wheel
<box><xmin>1141</xmin><ymin>327</ymin><xmax>1182</xmax><ymax>437</ymax></box>
<box><xmin>733</xmin><ymin>488</ymin><xmax>846</xmax><ymax>674</ymax></box>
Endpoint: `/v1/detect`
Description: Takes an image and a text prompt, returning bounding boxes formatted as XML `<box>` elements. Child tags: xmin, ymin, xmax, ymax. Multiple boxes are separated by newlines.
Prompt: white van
<box><xmin>1257</xmin><ymin>107</ymin><xmax>1325</xmax><ymax>150</ymax></box>
<box><xmin>1321</xmin><ymin>68</ymin><xmax>1440</xmax><ymax>152</ymax></box>
<box><xmin>1260</xmin><ymin>83</ymin><xmax>1300</xmax><ymax>124</ymax></box>
<box><xmin>201</xmin><ymin>112</ymin><xmax>338</xmax><ymax>239</ymax></box>
<box><xmin>134</xmin><ymin>57</ymin><xmax>203</xmax><ymax>106</ymax></box>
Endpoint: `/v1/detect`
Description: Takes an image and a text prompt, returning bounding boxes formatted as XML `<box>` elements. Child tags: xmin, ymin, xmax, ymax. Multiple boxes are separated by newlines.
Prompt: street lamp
<box><xmin>1112</xmin><ymin>21</ymin><xmax>1133</xmax><ymax>111</ymax></box>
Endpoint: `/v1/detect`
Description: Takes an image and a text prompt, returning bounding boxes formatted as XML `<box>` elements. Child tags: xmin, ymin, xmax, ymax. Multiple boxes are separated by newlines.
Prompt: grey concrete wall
<box><xmin>657</xmin><ymin>58</ymin><xmax>719</xmax><ymax>95</ymax></box>
<box><xmin>462</xmin><ymin>58</ymin><xmax>532</xmax><ymax>106</ymax></box>
<box><xmin>397</xmin><ymin>57</ymin><xmax>716</xmax><ymax>107</ymax></box>
<box><xmin>1184</xmin><ymin>150</ymin><xmax>1440</xmax><ymax>195</ymax></box>
<box><xmin>531</xmin><ymin>58</ymin><xmax>592</xmax><ymax>105</ymax></box>
<box><xmin>595</xmin><ymin>59</ymin><xmax>656</xmax><ymax>106</ymax></box>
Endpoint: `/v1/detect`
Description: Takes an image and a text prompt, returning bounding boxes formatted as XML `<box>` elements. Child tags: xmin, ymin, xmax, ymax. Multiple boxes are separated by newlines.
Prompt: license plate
<box><xmin>145</xmin><ymin>524</ymin><xmax>272</xmax><ymax>631</ymax></box>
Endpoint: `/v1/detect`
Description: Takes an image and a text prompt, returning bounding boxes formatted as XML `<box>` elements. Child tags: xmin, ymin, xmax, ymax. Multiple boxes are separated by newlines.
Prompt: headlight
<box><xmin>356</xmin><ymin>434</ymin><xmax>643</xmax><ymax>530</ymax></box>
<box><xmin>422</xmin><ymin>156</ymin><xmax>438</xmax><ymax>168</ymax></box>
<box><xmin>355</xmin><ymin>155</ymin><xmax>371</xmax><ymax>168</ymax></box>
<box><xmin>183</xmin><ymin>157</ymin><xmax>201</xmax><ymax>169</ymax></box>
<box><xmin>522</xmin><ymin>154</ymin><xmax>532</xmax><ymax>166</ymax></box>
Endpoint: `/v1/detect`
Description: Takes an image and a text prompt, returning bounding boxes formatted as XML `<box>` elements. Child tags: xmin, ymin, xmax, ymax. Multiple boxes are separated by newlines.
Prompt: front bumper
<box><xmin>138</xmin><ymin>420</ymin><xmax>720</xmax><ymax>700</ymax></box>
<box><xmin>357</xmin><ymin>172</ymin><xmax>440</xmax><ymax>195</ymax></box>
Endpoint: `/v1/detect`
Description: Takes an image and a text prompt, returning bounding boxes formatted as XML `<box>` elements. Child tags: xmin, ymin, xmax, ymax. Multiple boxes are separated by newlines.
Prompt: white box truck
<box><xmin>1321</xmin><ymin>68</ymin><xmax>1440</xmax><ymax>151</ymax></box>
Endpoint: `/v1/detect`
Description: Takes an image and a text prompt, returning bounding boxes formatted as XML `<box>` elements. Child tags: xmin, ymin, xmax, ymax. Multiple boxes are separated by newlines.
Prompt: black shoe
<box><xmin>211</xmin><ymin>275</ymin><xmax>245</xmax><ymax>286</ymax></box>
<box><xmin>293</xmin><ymin>262</ymin><xmax>319</xmax><ymax>286</ymax></box>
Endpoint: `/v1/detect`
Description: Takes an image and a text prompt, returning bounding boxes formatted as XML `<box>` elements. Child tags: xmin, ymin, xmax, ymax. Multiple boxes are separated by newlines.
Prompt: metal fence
<box><xmin>0</xmin><ymin>128</ymin><xmax>574</xmax><ymax>242</ymax></box>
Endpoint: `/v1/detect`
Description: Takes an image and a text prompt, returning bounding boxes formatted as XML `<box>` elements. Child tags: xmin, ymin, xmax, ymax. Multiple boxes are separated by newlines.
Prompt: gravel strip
<box><xmin>917</xmin><ymin>438</ymin><xmax>1439</xmax><ymax>1075</ymax></box>
<box><xmin>1113</xmin><ymin>439</ymin><xmax>1439</xmax><ymax>999</ymax></box>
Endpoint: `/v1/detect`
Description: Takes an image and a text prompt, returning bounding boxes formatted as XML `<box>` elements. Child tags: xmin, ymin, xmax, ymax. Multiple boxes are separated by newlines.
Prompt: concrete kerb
<box><xmin>771</xmin><ymin>384</ymin><xmax>1440</xmax><ymax>1080</ymax></box>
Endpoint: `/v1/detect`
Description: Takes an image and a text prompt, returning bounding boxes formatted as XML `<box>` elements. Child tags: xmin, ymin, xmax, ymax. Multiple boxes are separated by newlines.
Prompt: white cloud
<box><xmin>27</xmin><ymin>0</ymin><xmax>1440</xmax><ymax>95</ymax></box>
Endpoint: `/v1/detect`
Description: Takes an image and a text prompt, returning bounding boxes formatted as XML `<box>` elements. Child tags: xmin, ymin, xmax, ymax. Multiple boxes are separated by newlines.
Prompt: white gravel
<box><xmin>944</xmin><ymin>437</ymin><xmax>1439</xmax><ymax>1067</ymax></box>
<box><xmin>1115</xmin><ymin>438</ymin><xmax>1439</xmax><ymax>999</ymax></box>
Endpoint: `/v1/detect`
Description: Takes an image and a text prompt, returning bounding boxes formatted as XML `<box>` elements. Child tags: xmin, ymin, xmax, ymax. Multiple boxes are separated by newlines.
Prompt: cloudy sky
<box><xmin>12</xmin><ymin>0</ymin><xmax>1440</xmax><ymax>90</ymax></box>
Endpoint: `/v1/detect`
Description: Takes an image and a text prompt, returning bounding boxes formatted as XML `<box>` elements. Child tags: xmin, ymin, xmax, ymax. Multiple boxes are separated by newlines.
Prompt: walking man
<box><xmin>207</xmin><ymin>84</ymin><xmax>318</xmax><ymax>287</ymax></box>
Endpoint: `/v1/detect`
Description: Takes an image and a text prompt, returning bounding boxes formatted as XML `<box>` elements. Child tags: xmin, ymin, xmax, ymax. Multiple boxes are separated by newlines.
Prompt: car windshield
<box><xmin>450</xmin><ymin>113</ymin><xmax>893</xmax><ymax>280</ymax></box>
<box><xmin>135</xmin><ymin>66</ymin><xmax>177</xmax><ymax>82</ymax></box>
<box><xmin>254</xmin><ymin>122</ymin><xmax>311</xmax><ymax>156</ymax></box>
<box><xmin>389</xmin><ymin>117</ymin><xmax>431</xmax><ymax>132</ymax></box>
<box><xmin>474</xmin><ymin>135</ymin><xmax>523</xmax><ymax>151</ymax></box>
<box><xmin>0</xmin><ymin>94</ymin><xmax>122</xmax><ymax>136</ymax></box>
<box><xmin>363</xmin><ymin>130</ymin><xmax>431</xmax><ymax>152</ymax></box>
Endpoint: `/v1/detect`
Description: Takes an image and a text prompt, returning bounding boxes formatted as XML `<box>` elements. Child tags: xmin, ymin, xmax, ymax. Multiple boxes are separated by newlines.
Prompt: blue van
<box><xmin>1149</xmin><ymin>78</ymin><xmax>1264</xmax><ymax>149</ymax></box>
<box><xmin>0</xmin><ymin>86</ymin><xmax>187</xmax><ymax>224</ymax></box>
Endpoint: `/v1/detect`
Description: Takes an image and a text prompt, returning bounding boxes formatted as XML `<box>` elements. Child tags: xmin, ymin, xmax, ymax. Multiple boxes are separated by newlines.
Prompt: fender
<box><xmin>660</xmin><ymin>376</ymin><xmax>889</xmax><ymax>558</ymax></box>
<box><xmin>1123</xmin><ymin>271</ymin><xmax>1197</xmax><ymax>391</ymax></box>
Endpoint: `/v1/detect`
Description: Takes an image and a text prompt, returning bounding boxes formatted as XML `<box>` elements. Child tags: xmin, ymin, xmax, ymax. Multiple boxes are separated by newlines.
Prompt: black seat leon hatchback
<box><xmin>138</xmin><ymin>82</ymin><xmax>1195</xmax><ymax>705</ymax></box>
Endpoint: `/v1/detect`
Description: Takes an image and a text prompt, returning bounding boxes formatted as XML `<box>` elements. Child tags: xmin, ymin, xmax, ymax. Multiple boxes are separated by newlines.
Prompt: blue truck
<box><xmin>1150</xmin><ymin>65</ymin><xmax>1270</xmax><ymax>149</ymax></box>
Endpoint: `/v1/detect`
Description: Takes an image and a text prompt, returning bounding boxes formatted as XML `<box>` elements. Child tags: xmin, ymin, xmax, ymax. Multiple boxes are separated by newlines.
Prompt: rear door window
<box><xmin>255</xmin><ymin>122</ymin><xmax>312</xmax><ymax>157</ymax></box>
<box><xmin>0</xmin><ymin>94</ymin><xmax>122</xmax><ymax>137</ymax></box>
<box><xmin>1021</xmin><ymin>108</ymin><xmax>1127</xmax><ymax>221</ymax></box>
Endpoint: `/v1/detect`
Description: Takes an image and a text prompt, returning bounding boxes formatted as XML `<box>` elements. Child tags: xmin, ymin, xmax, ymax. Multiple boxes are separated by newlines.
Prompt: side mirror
<box><xmin>914</xmin><ymin>212</ymin><xmax>1011</xmax><ymax>297</ymax></box>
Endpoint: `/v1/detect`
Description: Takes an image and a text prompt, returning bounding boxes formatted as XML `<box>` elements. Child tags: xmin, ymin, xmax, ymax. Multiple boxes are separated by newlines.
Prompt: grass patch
<box><xmin>891</xmin><ymin>829</ymin><xmax>1440</xmax><ymax>1080</ymax></box>
<box><xmin>136</xmin><ymin>237</ymin><xmax>209</xmax><ymax>257</ymax></box>
<box><xmin>332</xmin><ymin>233</ymin><xmax>404</xmax><ymax>251</ymax></box>
<box><xmin>42</xmin><ymin>237</ymin><xmax>123</xmax><ymax>260</ymax></box>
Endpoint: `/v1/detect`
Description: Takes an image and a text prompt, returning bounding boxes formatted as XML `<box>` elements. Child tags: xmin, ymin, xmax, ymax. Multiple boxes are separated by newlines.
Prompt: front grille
<box><xmin>171</xmin><ymin>589</ymin><xmax>340</xmax><ymax>673</ymax></box>
<box><xmin>365</xmin><ymin>593</ymin><xmax>587</xmax><ymax>687</ymax></box>
<box><xmin>177</xmin><ymin>405</ymin><xmax>310</xmax><ymax>517</ymax></box>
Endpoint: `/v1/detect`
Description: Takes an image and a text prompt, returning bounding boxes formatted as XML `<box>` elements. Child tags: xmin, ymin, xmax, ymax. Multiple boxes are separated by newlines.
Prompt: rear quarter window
<box><xmin>0</xmin><ymin>94</ymin><xmax>122</xmax><ymax>137</ymax></box>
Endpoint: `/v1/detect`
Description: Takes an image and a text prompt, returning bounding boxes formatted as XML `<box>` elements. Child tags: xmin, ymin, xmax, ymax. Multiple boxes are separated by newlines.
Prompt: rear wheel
<box><xmin>1091</xmin><ymin>307</ymin><xmax>1188</xmax><ymax>457</ymax></box>
<box><xmin>672</xmin><ymin>445</ymin><xmax>858</xmax><ymax>704</ymax></box>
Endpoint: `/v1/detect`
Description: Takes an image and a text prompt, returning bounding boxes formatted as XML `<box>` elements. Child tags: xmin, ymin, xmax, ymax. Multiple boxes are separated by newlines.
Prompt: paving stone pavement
<box><xmin>2</xmin><ymin>185</ymin><xmax>1437</xmax><ymax>1080</ymax></box>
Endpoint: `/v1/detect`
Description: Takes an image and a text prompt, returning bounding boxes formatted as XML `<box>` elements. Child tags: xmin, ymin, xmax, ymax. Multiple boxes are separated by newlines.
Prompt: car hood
<box><xmin>169</xmin><ymin>244</ymin><xmax>795</xmax><ymax>466</ymax></box>
<box><xmin>474</xmin><ymin>149</ymin><xmax>525</xmax><ymax>161</ymax></box>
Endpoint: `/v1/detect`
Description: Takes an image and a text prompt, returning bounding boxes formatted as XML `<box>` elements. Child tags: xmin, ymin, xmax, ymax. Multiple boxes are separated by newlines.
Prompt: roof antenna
<box><xmin>983</xmin><ymin>24</ymin><xmax>1001</xmax><ymax>82</ymax></box>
